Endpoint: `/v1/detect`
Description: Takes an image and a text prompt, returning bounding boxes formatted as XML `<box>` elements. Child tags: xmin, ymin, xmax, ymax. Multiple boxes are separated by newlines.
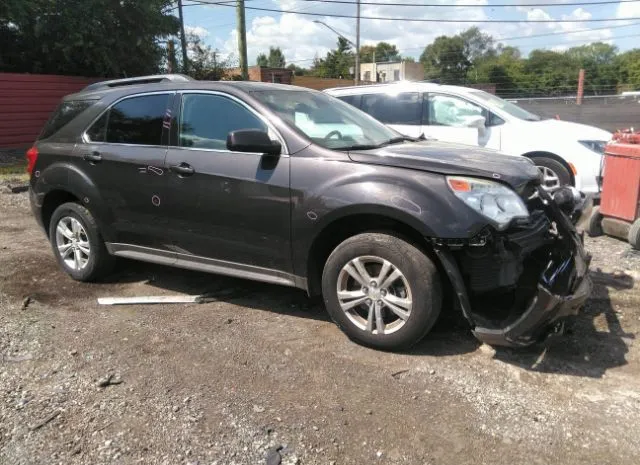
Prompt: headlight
<box><xmin>579</xmin><ymin>140</ymin><xmax>607</xmax><ymax>154</ymax></box>
<box><xmin>446</xmin><ymin>176</ymin><xmax>529</xmax><ymax>230</ymax></box>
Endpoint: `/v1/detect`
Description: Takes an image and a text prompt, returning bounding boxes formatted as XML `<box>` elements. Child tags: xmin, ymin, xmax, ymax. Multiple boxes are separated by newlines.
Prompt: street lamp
<box><xmin>313</xmin><ymin>16</ymin><xmax>360</xmax><ymax>86</ymax></box>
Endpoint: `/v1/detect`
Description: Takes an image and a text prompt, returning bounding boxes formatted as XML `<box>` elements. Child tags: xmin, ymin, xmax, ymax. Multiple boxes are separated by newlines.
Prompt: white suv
<box><xmin>325</xmin><ymin>82</ymin><xmax>611</xmax><ymax>193</ymax></box>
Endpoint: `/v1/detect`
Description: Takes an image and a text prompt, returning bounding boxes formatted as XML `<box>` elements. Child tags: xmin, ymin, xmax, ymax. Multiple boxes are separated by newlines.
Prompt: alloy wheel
<box><xmin>336</xmin><ymin>256</ymin><xmax>413</xmax><ymax>335</ymax></box>
<box><xmin>55</xmin><ymin>216</ymin><xmax>91</xmax><ymax>271</ymax></box>
<box><xmin>537</xmin><ymin>165</ymin><xmax>561</xmax><ymax>190</ymax></box>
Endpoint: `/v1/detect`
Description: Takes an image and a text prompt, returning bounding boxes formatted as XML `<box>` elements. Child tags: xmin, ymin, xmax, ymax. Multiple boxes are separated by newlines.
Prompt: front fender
<box><xmin>290</xmin><ymin>156</ymin><xmax>488</xmax><ymax>279</ymax></box>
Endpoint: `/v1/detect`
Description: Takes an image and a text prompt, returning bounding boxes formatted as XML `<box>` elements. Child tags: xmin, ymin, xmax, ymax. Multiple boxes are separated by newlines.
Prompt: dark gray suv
<box><xmin>28</xmin><ymin>74</ymin><xmax>591</xmax><ymax>350</ymax></box>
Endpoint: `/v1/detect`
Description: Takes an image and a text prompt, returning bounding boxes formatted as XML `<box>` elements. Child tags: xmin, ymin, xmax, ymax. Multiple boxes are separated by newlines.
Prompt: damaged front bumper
<box><xmin>434</xmin><ymin>188</ymin><xmax>592</xmax><ymax>347</ymax></box>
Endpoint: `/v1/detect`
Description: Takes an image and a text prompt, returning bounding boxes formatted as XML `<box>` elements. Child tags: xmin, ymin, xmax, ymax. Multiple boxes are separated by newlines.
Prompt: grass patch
<box><xmin>0</xmin><ymin>162</ymin><xmax>28</xmax><ymax>182</ymax></box>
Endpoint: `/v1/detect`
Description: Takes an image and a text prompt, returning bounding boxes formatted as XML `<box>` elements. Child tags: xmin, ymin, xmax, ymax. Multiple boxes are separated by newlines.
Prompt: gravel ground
<box><xmin>1</xmin><ymin>181</ymin><xmax>639</xmax><ymax>465</ymax></box>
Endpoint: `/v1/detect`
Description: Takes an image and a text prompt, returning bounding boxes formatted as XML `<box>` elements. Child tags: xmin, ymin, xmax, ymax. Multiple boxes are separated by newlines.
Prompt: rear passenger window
<box><xmin>360</xmin><ymin>93</ymin><xmax>422</xmax><ymax>125</ymax></box>
<box><xmin>105</xmin><ymin>94</ymin><xmax>170</xmax><ymax>145</ymax></box>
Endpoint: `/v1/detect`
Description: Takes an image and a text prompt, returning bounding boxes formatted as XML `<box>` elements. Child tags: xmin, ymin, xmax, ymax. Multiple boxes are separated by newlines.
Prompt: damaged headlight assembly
<box><xmin>446</xmin><ymin>176</ymin><xmax>529</xmax><ymax>230</ymax></box>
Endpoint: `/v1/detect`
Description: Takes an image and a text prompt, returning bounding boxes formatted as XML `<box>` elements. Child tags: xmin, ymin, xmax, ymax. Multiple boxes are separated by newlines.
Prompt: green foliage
<box><xmin>286</xmin><ymin>64</ymin><xmax>307</xmax><ymax>76</ymax></box>
<box><xmin>256</xmin><ymin>47</ymin><xmax>286</xmax><ymax>68</ymax></box>
<box><xmin>359</xmin><ymin>42</ymin><xmax>401</xmax><ymax>63</ymax></box>
<box><xmin>0</xmin><ymin>0</ymin><xmax>179</xmax><ymax>77</ymax></box>
<box><xmin>617</xmin><ymin>49</ymin><xmax>640</xmax><ymax>90</ymax></box>
<box><xmin>420</xmin><ymin>35</ymin><xmax>470</xmax><ymax>84</ymax></box>
<box><xmin>184</xmin><ymin>33</ymin><xmax>236</xmax><ymax>81</ymax></box>
<box><xmin>418</xmin><ymin>27</ymin><xmax>635</xmax><ymax>97</ymax></box>
<box><xmin>310</xmin><ymin>37</ymin><xmax>354</xmax><ymax>79</ymax></box>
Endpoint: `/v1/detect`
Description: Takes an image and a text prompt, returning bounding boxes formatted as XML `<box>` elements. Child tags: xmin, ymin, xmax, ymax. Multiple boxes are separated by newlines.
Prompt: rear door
<box><xmin>359</xmin><ymin>92</ymin><xmax>424</xmax><ymax>138</ymax></box>
<box><xmin>422</xmin><ymin>93</ymin><xmax>502</xmax><ymax>149</ymax></box>
<box><xmin>79</xmin><ymin>92</ymin><xmax>174</xmax><ymax>250</ymax></box>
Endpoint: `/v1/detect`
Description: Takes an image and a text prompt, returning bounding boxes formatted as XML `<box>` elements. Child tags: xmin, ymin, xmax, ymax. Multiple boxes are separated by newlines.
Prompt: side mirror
<box><xmin>465</xmin><ymin>115</ymin><xmax>486</xmax><ymax>129</ymax></box>
<box><xmin>227</xmin><ymin>129</ymin><xmax>281</xmax><ymax>156</ymax></box>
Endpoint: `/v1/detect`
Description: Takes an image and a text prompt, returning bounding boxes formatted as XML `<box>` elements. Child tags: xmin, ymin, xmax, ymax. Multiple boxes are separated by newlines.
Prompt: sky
<box><xmin>179</xmin><ymin>0</ymin><xmax>640</xmax><ymax>67</ymax></box>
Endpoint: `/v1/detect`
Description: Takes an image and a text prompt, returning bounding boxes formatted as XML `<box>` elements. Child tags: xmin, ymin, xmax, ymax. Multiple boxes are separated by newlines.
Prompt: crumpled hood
<box><xmin>525</xmin><ymin>119</ymin><xmax>612</xmax><ymax>141</ymax></box>
<box><xmin>348</xmin><ymin>140</ymin><xmax>541</xmax><ymax>190</ymax></box>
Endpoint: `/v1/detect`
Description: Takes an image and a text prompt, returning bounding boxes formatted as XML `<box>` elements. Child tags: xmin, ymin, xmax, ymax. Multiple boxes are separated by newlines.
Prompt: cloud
<box><xmin>219</xmin><ymin>1</ymin><xmax>619</xmax><ymax>66</ymax></box>
<box><xmin>185</xmin><ymin>25</ymin><xmax>209</xmax><ymax>38</ymax></box>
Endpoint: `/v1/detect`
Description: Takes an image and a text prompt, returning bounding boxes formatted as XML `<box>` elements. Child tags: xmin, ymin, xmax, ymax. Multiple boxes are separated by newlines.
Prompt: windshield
<box><xmin>251</xmin><ymin>89</ymin><xmax>400</xmax><ymax>150</ymax></box>
<box><xmin>470</xmin><ymin>91</ymin><xmax>541</xmax><ymax>121</ymax></box>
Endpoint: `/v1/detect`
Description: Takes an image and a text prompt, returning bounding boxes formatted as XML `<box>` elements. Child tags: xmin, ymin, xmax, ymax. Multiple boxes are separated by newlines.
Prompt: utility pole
<box><xmin>577</xmin><ymin>68</ymin><xmax>585</xmax><ymax>105</ymax></box>
<box><xmin>236</xmin><ymin>0</ymin><xmax>249</xmax><ymax>80</ymax></box>
<box><xmin>355</xmin><ymin>0</ymin><xmax>360</xmax><ymax>86</ymax></box>
<box><xmin>177</xmin><ymin>0</ymin><xmax>189</xmax><ymax>74</ymax></box>
<box><xmin>167</xmin><ymin>40</ymin><xmax>176</xmax><ymax>73</ymax></box>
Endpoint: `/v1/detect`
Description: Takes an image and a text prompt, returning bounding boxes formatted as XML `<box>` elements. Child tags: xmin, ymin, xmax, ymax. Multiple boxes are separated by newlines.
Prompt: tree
<box><xmin>286</xmin><ymin>63</ymin><xmax>307</xmax><ymax>76</ymax></box>
<box><xmin>616</xmin><ymin>49</ymin><xmax>640</xmax><ymax>90</ymax></box>
<box><xmin>0</xmin><ymin>0</ymin><xmax>179</xmax><ymax>77</ymax></box>
<box><xmin>256</xmin><ymin>46</ymin><xmax>286</xmax><ymax>68</ymax></box>
<box><xmin>310</xmin><ymin>37</ymin><xmax>354</xmax><ymax>78</ymax></box>
<box><xmin>359</xmin><ymin>42</ymin><xmax>401</xmax><ymax>63</ymax></box>
<box><xmin>183</xmin><ymin>33</ymin><xmax>236</xmax><ymax>81</ymax></box>
<box><xmin>567</xmin><ymin>42</ymin><xmax>618</xmax><ymax>94</ymax></box>
<box><xmin>420</xmin><ymin>35</ymin><xmax>470</xmax><ymax>84</ymax></box>
<box><xmin>460</xmin><ymin>27</ymin><xmax>496</xmax><ymax>62</ymax></box>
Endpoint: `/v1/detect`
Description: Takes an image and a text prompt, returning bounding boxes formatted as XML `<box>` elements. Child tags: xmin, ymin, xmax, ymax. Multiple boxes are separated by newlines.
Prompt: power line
<box><xmin>274</xmin><ymin>0</ymin><xmax>640</xmax><ymax>8</ymax></box>
<box><xmin>196</xmin><ymin>0</ymin><xmax>640</xmax><ymax>22</ymax></box>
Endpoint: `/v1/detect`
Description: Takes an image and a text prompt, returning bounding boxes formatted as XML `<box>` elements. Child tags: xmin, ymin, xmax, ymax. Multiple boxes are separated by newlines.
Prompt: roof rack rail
<box><xmin>83</xmin><ymin>74</ymin><xmax>194</xmax><ymax>92</ymax></box>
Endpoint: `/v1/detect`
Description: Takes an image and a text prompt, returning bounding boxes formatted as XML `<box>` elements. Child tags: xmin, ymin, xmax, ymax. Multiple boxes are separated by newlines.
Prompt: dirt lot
<box><xmin>1</xmin><ymin>178</ymin><xmax>639</xmax><ymax>465</ymax></box>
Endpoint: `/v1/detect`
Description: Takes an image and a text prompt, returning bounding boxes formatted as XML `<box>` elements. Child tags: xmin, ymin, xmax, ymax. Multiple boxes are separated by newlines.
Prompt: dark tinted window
<box><xmin>337</xmin><ymin>94</ymin><xmax>362</xmax><ymax>108</ymax></box>
<box><xmin>86</xmin><ymin>112</ymin><xmax>108</xmax><ymax>142</ymax></box>
<box><xmin>106</xmin><ymin>94</ymin><xmax>169</xmax><ymax>145</ymax></box>
<box><xmin>40</xmin><ymin>100</ymin><xmax>95</xmax><ymax>140</ymax></box>
<box><xmin>360</xmin><ymin>92</ymin><xmax>422</xmax><ymax>125</ymax></box>
<box><xmin>178</xmin><ymin>94</ymin><xmax>266</xmax><ymax>150</ymax></box>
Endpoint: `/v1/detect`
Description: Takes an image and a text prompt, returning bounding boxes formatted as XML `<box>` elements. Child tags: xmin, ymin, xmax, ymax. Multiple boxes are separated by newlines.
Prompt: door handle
<box><xmin>170</xmin><ymin>162</ymin><xmax>195</xmax><ymax>176</ymax></box>
<box><xmin>83</xmin><ymin>151</ymin><xmax>102</xmax><ymax>163</ymax></box>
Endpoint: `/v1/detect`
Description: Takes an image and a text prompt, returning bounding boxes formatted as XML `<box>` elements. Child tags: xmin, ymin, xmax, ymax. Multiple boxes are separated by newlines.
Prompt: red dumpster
<box><xmin>588</xmin><ymin>129</ymin><xmax>640</xmax><ymax>249</ymax></box>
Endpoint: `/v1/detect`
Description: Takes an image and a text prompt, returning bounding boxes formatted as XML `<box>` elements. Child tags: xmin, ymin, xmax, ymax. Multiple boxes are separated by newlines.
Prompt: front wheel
<box><xmin>322</xmin><ymin>233</ymin><xmax>442</xmax><ymax>351</ymax></box>
<box><xmin>531</xmin><ymin>157</ymin><xmax>572</xmax><ymax>191</ymax></box>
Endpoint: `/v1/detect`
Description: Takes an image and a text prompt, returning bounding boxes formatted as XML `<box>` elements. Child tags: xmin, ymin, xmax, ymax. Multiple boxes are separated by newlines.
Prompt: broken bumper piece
<box><xmin>472</xmin><ymin>273</ymin><xmax>591</xmax><ymax>347</ymax></box>
<box><xmin>435</xmin><ymin>186</ymin><xmax>592</xmax><ymax>348</ymax></box>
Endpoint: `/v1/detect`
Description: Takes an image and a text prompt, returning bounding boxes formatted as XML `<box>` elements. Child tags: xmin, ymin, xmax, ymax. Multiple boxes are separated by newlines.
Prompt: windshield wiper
<box><xmin>338</xmin><ymin>135</ymin><xmax>425</xmax><ymax>151</ymax></box>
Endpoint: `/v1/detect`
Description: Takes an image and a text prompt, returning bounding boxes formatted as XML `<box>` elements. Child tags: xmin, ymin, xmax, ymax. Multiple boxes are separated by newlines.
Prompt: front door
<box><xmin>422</xmin><ymin>93</ymin><xmax>502</xmax><ymax>150</ymax></box>
<box><xmin>163</xmin><ymin>92</ymin><xmax>291</xmax><ymax>272</ymax></box>
<box><xmin>78</xmin><ymin>92</ymin><xmax>174</xmax><ymax>250</ymax></box>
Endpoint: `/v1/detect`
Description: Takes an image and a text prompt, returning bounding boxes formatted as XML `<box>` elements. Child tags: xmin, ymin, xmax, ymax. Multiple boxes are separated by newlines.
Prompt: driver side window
<box><xmin>178</xmin><ymin>93</ymin><xmax>267</xmax><ymax>150</ymax></box>
<box><xmin>427</xmin><ymin>94</ymin><xmax>484</xmax><ymax>127</ymax></box>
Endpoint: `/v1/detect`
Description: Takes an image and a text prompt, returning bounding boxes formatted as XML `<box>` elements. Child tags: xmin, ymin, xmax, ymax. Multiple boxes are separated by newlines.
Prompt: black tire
<box><xmin>587</xmin><ymin>206</ymin><xmax>604</xmax><ymax>237</ymax></box>
<box><xmin>48</xmin><ymin>202</ymin><xmax>114</xmax><ymax>281</ymax></box>
<box><xmin>628</xmin><ymin>218</ymin><xmax>640</xmax><ymax>250</ymax></box>
<box><xmin>321</xmin><ymin>233</ymin><xmax>442</xmax><ymax>351</ymax></box>
<box><xmin>531</xmin><ymin>156</ymin><xmax>572</xmax><ymax>189</ymax></box>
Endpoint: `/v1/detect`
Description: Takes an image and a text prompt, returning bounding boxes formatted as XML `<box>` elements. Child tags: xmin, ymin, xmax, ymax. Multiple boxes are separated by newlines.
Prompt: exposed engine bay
<box><xmin>433</xmin><ymin>185</ymin><xmax>592</xmax><ymax>347</ymax></box>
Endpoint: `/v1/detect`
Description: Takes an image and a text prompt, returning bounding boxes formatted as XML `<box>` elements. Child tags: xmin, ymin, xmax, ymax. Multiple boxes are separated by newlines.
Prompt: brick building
<box><xmin>225</xmin><ymin>66</ymin><xmax>293</xmax><ymax>84</ymax></box>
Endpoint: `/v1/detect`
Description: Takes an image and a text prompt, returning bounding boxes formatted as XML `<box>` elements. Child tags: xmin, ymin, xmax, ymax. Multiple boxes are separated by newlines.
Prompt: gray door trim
<box><xmin>105</xmin><ymin>243</ymin><xmax>306</xmax><ymax>290</ymax></box>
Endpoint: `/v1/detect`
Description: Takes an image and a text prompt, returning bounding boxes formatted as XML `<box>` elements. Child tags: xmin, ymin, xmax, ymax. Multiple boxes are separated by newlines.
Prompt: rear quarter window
<box><xmin>39</xmin><ymin>100</ymin><xmax>95</xmax><ymax>140</ymax></box>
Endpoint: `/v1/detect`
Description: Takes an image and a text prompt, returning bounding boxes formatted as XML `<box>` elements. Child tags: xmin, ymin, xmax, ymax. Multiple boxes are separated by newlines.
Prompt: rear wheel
<box><xmin>49</xmin><ymin>202</ymin><xmax>114</xmax><ymax>281</ymax></box>
<box><xmin>322</xmin><ymin>233</ymin><xmax>442</xmax><ymax>350</ymax></box>
<box><xmin>531</xmin><ymin>156</ymin><xmax>572</xmax><ymax>190</ymax></box>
